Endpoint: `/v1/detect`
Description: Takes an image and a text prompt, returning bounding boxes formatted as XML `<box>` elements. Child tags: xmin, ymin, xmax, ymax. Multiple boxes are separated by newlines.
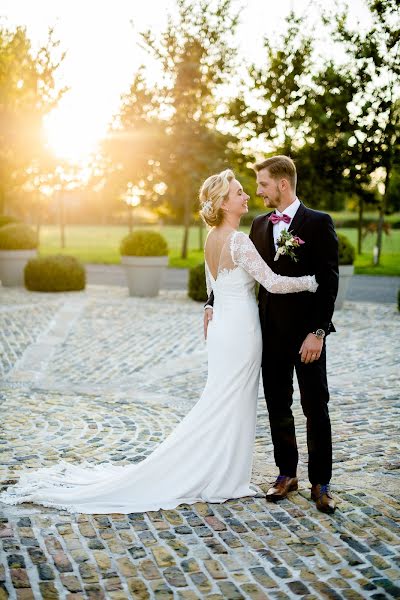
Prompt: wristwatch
<box><xmin>312</xmin><ymin>329</ymin><xmax>326</xmax><ymax>340</ymax></box>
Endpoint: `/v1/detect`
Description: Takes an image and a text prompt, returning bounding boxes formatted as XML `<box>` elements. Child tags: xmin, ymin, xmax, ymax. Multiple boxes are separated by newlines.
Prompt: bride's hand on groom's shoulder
<box><xmin>204</xmin><ymin>308</ymin><xmax>213</xmax><ymax>340</ymax></box>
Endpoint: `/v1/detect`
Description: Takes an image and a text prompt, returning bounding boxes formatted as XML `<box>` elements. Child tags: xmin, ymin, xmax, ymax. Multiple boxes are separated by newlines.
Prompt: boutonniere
<box><xmin>274</xmin><ymin>229</ymin><xmax>305</xmax><ymax>262</ymax></box>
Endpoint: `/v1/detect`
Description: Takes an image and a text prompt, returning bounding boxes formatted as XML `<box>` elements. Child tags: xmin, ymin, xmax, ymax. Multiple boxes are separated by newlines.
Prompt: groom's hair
<box><xmin>254</xmin><ymin>156</ymin><xmax>297</xmax><ymax>190</ymax></box>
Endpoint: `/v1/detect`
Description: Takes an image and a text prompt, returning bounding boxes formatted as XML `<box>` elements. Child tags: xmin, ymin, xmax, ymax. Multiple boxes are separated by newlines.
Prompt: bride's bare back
<box><xmin>204</xmin><ymin>227</ymin><xmax>236</xmax><ymax>281</ymax></box>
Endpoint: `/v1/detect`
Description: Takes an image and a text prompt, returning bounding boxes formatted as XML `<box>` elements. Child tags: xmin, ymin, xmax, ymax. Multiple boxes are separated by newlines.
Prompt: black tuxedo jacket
<box><xmin>250</xmin><ymin>203</ymin><xmax>339</xmax><ymax>338</ymax></box>
<box><xmin>206</xmin><ymin>203</ymin><xmax>339</xmax><ymax>339</ymax></box>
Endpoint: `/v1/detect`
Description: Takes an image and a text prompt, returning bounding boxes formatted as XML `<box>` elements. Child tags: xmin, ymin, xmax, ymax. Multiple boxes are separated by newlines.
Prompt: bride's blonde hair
<box><xmin>199</xmin><ymin>169</ymin><xmax>235</xmax><ymax>227</ymax></box>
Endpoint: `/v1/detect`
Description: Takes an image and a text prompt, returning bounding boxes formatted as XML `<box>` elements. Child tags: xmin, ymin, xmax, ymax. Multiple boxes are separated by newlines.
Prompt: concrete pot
<box><xmin>121</xmin><ymin>255</ymin><xmax>168</xmax><ymax>297</ymax></box>
<box><xmin>0</xmin><ymin>249</ymin><xmax>38</xmax><ymax>287</ymax></box>
<box><xmin>335</xmin><ymin>264</ymin><xmax>354</xmax><ymax>310</ymax></box>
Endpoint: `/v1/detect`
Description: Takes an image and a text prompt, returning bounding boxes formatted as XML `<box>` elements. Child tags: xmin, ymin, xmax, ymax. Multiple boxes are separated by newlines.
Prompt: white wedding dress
<box><xmin>0</xmin><ymin>231</ymin><xmax>317</xmax><ymax>514</ymax></box>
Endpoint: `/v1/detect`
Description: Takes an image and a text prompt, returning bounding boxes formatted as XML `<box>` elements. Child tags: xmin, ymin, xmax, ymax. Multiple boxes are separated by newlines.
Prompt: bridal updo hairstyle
<box><xmin>199</xmin><ymin>169</ymin><xmax>235</xmax><ymax>227</ymax></box>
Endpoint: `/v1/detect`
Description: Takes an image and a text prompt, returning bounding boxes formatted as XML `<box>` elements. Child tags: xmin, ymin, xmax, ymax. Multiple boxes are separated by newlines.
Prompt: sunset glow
<box><xmin>3</xmin><ymin>0</ymin><xmax>369</xmax><ymax>165</ymax></box>
<box><xmin>43</xmin><ymin>107</ymin><xmax>105</xmax><ymax>162</ymax></box>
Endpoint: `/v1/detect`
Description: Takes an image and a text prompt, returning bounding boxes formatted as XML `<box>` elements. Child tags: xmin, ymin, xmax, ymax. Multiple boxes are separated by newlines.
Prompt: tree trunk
<box><xmin>375</xmin><ymin>164</ymin><xmax>391</xmax><ymax>266</ymax></box>
<box><xmin>35</xmin><ymin>192</ymin><xmax>41</xmax><ymax>238</ymax></box>
<box><xmin>376</xmin><ymin>101</ymin><xmax>395</xmax><ymax>266</ymax></box>
<box><xmin>357</xmin><ymin>195</ymin><xmax>364</xmax><ymax>255</ymax></box>
<box><xmin>198</xmin><ymin>220</ymin><xmax>204</xmax><ymax>251</ymax></box>
<box><xmin>128</xmin><ymin>206</ymin><xmax>133</xmax><ymax>233</ymax></box>
<box><xmin>36</xmin><ymin>205</ymin><xmax>41</xmax><ymax>239</ymax></box>
<box><xmin>181</xmin><ymin>199</ymin><xmax>191</xmax><ymax>260</ymax></box>
<box><xmin>59</xmin><ymin>192</ymin><xmax>65</xmax><ymax>249</ymax></box>
<box><xmin>0</xmin><ymin>187</ymin><xmax>5</xmax><ymax>214</ymax></box>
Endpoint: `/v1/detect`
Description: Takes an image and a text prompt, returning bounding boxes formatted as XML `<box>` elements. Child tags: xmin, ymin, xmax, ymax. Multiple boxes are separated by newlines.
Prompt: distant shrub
<box><xmin>120</xmin><ymin>230</ymin><xmax>168</xmax><ymax>256</ymax></box>
<box><xmin>24</xmin><ymin>255</ymin><xmax>85</xmax><ymax>292</ymax></box>
<box><xmin>0</xmin><ymin>215</ymin><xmax>20</xmax><ymax>228</ymax></box>
<box><xmin>338</xmin><ymin>234</ymin><xmax>355</xmax><ymax>265</ymax></box>
<box><xmin>0</xmin><ymin>223</ymin><xmax>38</xmax><ymax>250</ymax></box>
<box><xmin>398</xmin><ymin>289</ymin><xmax>400</xmax><ymax>312</ymax></box>
<box><xmin>187</xmin><ymin>263</ymin><xmax>260</xmax><ymax>301</ymax></box>
<box><xmin>188</xmin><ymin>262</ymin><xmax>207</xmax><ymax>302</ymax></box>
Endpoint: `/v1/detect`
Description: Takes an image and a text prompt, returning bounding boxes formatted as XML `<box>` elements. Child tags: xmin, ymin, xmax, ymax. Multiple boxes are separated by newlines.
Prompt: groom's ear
<box><xmin>279</xmin><ymin>178</ymin><xmax>289</xmax><ymax>191</ymax></box>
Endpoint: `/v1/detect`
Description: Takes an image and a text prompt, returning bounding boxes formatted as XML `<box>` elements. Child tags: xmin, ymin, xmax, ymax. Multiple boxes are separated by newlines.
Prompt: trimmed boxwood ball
<box><xmin>0</xmin><ymin>223</ymin><xmax>38</xmax><ymax>250</ymax></box>
<box><xmin>338</xmin><ymin>233</ymin><xmax>355</xmax><ymax>265</ymax></box>
<box><xmin>120</xmin><ymin>230</ymin><xmax>168</xmax><ymax>256</ymax></box>
<box><xmin>24</xmin><ymin>255</ymin><xmax>86</xmax><ymax>292</ymax></box>
<box><xmin>0</xmin><ymin>215</ymin><xmax>20</xmax><ymax>228</ymax></box>
<box><xmin>188</xmin><ymin>262</ymin><xmax>207</xmax><ymax>302</ymax></box>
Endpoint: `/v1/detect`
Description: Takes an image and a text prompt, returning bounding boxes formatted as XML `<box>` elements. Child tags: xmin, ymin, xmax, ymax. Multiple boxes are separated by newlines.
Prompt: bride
<box><xmin>0</xmin><ymin>169</ymin><xmax>317</xmax><ymax>514</ymax></box>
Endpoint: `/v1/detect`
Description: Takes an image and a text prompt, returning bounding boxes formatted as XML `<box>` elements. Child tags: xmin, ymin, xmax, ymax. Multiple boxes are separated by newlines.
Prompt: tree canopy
<box><xmin>0</xmin><ymin>26</ymin><xmax>66</xmax><ymax>213</ymax></box>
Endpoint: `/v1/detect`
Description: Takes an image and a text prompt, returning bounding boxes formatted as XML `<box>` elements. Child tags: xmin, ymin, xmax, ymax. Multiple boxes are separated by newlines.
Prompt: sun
<box><xmin>44</xmin><ymin>106</ymin><xmax>105</xmax><ymax>162</ymax></box>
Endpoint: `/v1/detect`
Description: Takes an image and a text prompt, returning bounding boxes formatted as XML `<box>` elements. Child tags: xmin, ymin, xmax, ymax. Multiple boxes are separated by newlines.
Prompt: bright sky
<box><xmin>1</xmin><ymin>0</ymin><xmax>371</xmax><ymax>161</ymax></box>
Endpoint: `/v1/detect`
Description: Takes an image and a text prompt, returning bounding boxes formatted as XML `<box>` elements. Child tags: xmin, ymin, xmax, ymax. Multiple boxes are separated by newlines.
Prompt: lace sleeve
<box><xmin>230</xmin><ymin>232</ymin><xmax>318</xmax><ymax>294</ymax></box>
<box><xmin>205</xmin><ymin>263</ymin><xmax>212</xmax><ymax>296</ymax></box>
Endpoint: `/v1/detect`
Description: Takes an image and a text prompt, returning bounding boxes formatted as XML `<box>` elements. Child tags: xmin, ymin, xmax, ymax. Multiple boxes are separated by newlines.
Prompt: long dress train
<box><xmin>0</xmin><ymin>231</ymin><xmax>317</xmax><ymax>514</ymax></box>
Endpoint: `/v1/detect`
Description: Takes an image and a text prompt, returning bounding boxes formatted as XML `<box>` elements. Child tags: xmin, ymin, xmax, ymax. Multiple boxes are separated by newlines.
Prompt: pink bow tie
<box><xmin>268</xmin><ymin>213</ymin><xmax>291</xmax><ymax>225</ymax></box>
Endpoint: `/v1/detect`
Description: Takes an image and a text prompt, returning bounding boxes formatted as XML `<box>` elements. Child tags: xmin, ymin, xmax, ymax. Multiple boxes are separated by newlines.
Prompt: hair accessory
<box><xmin>202</xmin><ymin>200</ymin><xmax>213</xmax><ymax>213</ymax></box>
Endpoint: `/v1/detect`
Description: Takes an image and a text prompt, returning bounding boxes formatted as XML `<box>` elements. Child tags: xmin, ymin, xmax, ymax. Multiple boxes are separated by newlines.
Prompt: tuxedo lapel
<box><xmin>265</xmin><ymin>214</ymin><xmax>275</xmax><ymax>264</ymax></box>
<box><xmin>289</xmin><ymin>202</ymin><xmax>307</xmax><ymax>236</ymax></box>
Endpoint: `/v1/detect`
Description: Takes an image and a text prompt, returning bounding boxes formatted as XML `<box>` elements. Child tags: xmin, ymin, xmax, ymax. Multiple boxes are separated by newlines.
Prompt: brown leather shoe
<box><xmin>311</xmin><ymin>484</ymin><xmax>336</xmax><ymax>514</ymax></box>
<box><xmin>266</xmin><ymin>475</ymin><xmax>298</xmax><ymax>502</ymax></box>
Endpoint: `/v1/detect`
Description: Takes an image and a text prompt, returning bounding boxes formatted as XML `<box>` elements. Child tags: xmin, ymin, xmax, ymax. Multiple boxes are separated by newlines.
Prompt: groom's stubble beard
<box><xmin>263</xmin><ymin>185</ymin><xmax>281</xmax><ymax>209</ymax></box>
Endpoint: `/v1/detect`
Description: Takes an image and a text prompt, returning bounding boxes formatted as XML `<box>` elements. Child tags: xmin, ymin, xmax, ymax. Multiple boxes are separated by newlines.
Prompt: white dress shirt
<box><xmin>272</xmin><ymin>197</ymin><xmax>301</xmax><ymax>250</ymax></box>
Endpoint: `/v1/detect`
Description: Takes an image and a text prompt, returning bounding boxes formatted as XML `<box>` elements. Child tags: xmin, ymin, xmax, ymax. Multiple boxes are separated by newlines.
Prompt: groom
<box><xmin>204</xmin><ymin>156</ymin><xmax>339</xmax><ymax>513</ymax></box>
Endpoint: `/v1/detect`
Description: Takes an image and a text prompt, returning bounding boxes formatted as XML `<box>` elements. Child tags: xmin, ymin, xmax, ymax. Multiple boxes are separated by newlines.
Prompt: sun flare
<box><xmin>44</xmin><ymin>107</ymin><xmax>105</xmax><ymax>162</ymax></box>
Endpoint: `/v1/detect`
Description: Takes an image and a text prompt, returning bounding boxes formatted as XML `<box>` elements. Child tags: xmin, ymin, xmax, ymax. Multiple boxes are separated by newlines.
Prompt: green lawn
<box><xmin>38</xmin><ymin>225</ymin><xmax>209</xmax><ymax>268</ymax></box>
<box><xmin>336</xmin><ymin>228</ymin><xmax>400</xmax><ymax>276</ymax></box>
<box><xmin>38</xmin><ymin>224</ymin><xmax>400</xmax><ymax>276</ymax></box>
<box><xmin>328</xmin><ymin>211</ymin><xmax>400</xmax><ymax>224</ymax></box>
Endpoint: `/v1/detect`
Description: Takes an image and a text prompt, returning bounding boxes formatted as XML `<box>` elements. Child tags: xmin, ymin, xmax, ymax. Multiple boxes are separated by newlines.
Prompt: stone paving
<box><xmin>0</xmin><ymin>285</ymin><xmax>399</xmax><ymax>600</ymax></box>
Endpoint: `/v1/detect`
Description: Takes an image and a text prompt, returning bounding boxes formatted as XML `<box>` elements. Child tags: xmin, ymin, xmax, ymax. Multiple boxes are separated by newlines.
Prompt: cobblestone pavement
<box><xmin>0</xmin><ymin>285</ymin><xmax>399</xmax><ymax>600</ymax></box>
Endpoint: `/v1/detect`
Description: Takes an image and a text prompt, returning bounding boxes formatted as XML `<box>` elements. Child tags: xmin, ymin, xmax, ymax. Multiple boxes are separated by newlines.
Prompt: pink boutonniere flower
<box><xmin>274</xmin><ymin>230</ymin><xmax>305</xmax><ymax>262</ymax></box>
<box><xmin>293</xmin><ymin>236</ymin><xmax>305</xmax><ymax>245</ymax></box>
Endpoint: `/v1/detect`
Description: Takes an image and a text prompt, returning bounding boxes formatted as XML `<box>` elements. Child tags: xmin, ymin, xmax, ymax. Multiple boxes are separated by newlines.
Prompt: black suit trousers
<box><xmin>261</xmin><ymin>324</ymin><xmax>332</xmax><ymax>485</ymax></box>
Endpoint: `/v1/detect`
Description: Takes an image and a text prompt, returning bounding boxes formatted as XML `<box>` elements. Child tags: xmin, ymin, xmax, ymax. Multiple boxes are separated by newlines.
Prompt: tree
<box><xmin>229</xmin><ymin>12</ymin><xmax>313</xmax><ymax>156</ymax></box>
<box><xmin>294</xmin><ymin>63</ymin><xmax>358</xmax><ymax>209</ymax></box>
<box><xmin>386</xmin><ymin>159</ymin><xmax>400</xmax><ymax>213</ymax></box>
<box><xmin>332</xmin><ymin>0</ymin><xmax>400</xmax><ymax>264</ymax></box>
<box><xmin>0</xmin><ymin>26</ymin><xmax>66</xmax><ymax>213</ymax></box>
<box><xmin>113</xmin><ymin>0</ymin><xmax>242</xmax><ymax>258</ymax></box>
<box><xmin>295</xmin><ymin>61</ymin><xmax>379</xmax><ymax>254</ymax></box>
<box><xmin>102</xmin><ymin>68</ymin><xmax>164</xmax><ymax>225</ymax></box>
<box><xmin>228</xmin><ymin>13</ymin><xmax>363</xmax><ymax>218</ymax></box>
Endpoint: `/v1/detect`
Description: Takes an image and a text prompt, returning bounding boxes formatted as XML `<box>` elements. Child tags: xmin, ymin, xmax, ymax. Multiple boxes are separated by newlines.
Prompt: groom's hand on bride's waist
<box><xmin>299</xmin><ymin>333</ymin><xmax>323</xmax><ymax>364</ymax></box>
<box><xmin>203</xmin><ymin>307</ymin><xmax>213</xmax><ymax>340</ymax></box>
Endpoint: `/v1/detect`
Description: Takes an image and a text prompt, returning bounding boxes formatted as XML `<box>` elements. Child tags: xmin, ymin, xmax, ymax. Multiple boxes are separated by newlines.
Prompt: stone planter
<box><xmin>121</xmin><ymin>255</ymin><xmax>168</xmax><ymax>297</ymax></box>
<box><xmin>335</xmin><ymin>264</ymin><xmax>354</xmax><ymax>310</ymax></box>
<box><xmin>0</xmin><ymin>249</ymin><xmax>38</xmax><ymax>287</ymax></box>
